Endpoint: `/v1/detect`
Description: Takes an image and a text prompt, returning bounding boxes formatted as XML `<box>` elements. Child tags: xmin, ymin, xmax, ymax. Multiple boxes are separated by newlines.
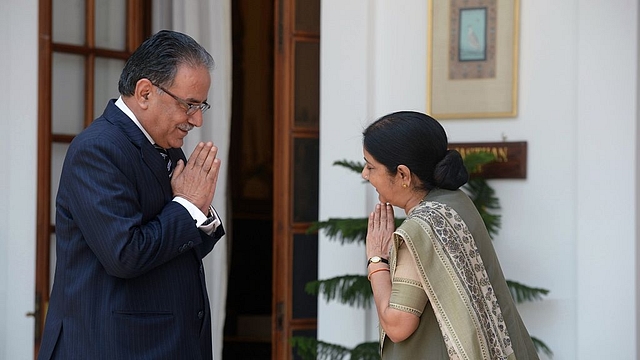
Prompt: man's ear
<box><xmin>134</xmin><ymin>78</ymin><xmax>154</xmax><ymax>109</ymax></box>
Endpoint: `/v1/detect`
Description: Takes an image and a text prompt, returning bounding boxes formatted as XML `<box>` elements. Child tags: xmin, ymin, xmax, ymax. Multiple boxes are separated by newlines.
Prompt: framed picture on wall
<box><xmin>427</xmin><ymin>0</ymin><xmax>520</xmax><ymax>119</ymax></box>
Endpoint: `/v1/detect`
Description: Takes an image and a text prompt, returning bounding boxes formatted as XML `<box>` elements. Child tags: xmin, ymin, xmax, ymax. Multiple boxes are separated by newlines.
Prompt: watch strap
<box><xmin>367</xmin><ymin>256</ymin><xmax>389</xmax><ymax>266</ymax></box>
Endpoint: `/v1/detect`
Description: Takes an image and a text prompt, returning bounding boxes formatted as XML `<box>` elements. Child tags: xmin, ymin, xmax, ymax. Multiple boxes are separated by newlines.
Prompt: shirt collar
<box><xmin>115</xmin><ymin>96</ymin><xmax>155</xmax><ymax>145</ymax></box>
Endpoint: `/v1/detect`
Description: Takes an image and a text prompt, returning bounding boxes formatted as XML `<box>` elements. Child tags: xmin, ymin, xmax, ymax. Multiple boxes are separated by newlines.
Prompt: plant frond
<box><xmin>466</xmin><ymin>178</ymin><xmax>500</xmax><ymax>210</ymax></box>
<box><xmin>305</xmin><ymin>275</ymin><xmax>373</xmax><ymax>308</ymax></box>
<box><xmin>463</xmin><ymin>177</ymin><xmax>501</xmax><ymax>237</ymax></box>
<box><xmin>462</xmin><ymin>151</ymin><xmax>496</xmax><ymax>174</ymax></box>
<box><xmin>307</xmin><ymin>217</ymin><xmax>404</xmax><ymax>245</ymax></box>
<box><xmin>531</xmin><ymin>336</ymin><xmax>554</xmax><ymax>357</ymax></box>
<box><xmin>290</xmin><ymin>336</ymin><xmax>351</xmax><ymax>360</ymax></box>
<box><xmin>307</xmin><ymin>218</ymin><xmax>368</xmax><ymax>244</ymax></box>
<box><xmin>333</xmin><ymin>159</ymin><xmax>365</xmax><ymax>174</ymax></box>
<box><xmin>350</xmin><ymin>342</ymin><xmax>381</xmax><ymax>360</ymax></box>
<box><xmin>291</xmin><ymin>337</ymin><xmax>380</xmax><ymax>360</ymax></box>
<box><xmin>506</xmin><ymin>280</ymin><xmax>550</xmax><ymax>303</ymax></box>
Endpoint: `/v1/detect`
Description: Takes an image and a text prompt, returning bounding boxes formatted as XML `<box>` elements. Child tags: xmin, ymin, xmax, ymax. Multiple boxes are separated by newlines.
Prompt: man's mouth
<box><xmin>177</xmin><ymin>124</ymin><xmax>194</xmax><ymax>133</ymax></box>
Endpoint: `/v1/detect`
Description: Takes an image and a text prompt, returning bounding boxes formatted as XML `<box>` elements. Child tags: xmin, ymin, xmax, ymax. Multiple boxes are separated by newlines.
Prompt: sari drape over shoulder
<box><xmin>391</xmin><ymin>199</ymin><xmax>515</xmax><ymax>360</ymax></box>
<box><xmin>379</xmin><ymin>189</ymin><xmax>539</xmax><ymax>360</ymax></box>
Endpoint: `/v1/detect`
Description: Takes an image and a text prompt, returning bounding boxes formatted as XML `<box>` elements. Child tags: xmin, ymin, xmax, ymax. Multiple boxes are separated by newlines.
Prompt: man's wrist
<box><xmin>202</xmin><ymin>205</ymin><xmax>216</xmax><ymax>226</ymax></box>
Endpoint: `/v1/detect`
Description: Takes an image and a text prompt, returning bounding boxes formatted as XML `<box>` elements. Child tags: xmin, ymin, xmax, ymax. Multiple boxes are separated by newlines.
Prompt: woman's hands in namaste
<box><xmin>366</xmin><ymin>203</ymin><xmax>395</xmax><ymax>260</ymax></box>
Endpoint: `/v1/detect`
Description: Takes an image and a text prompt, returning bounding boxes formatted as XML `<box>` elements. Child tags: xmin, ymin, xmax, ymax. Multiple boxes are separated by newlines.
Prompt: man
<box><xmin>38</xmin><ymin>30</ymin><xmax>225</xmax><ymax>360</ymax></box>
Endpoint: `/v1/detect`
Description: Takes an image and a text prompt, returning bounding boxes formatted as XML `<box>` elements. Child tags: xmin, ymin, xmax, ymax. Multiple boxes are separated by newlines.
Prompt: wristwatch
<box><xmin>202</xmin><ymin>205</ymin><xmax>216</xmax><ymax>226</ymax></box>
<box><xmin>367</xmin><ymin>256</ymin><xmax>389</xmax><ymax>267</ymax></box>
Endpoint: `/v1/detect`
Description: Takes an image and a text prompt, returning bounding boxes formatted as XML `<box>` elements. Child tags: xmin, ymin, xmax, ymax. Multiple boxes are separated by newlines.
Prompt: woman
<box><xmin>362</xmin><ymin>111</ymin><xmax>539</xmax><ymax>359</ymax></box>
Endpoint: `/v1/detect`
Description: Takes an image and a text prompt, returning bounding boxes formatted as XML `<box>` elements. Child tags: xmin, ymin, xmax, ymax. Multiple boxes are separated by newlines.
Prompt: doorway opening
<box><xmin>223</xmin><ymin>0</ymin><xmax>274</xmax><ymax>358</ymax></box>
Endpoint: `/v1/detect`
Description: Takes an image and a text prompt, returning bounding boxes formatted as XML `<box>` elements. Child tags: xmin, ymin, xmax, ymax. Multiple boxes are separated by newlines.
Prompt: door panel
<box><xmin>292</xmin><ymin>137</ymin><xmax>320</xmax><ymax>222</ymax></box>
<box><xmin>52</xmin><ymin>0</ymin><xmax>85</xmax><ymax>45</ymax></box>
<box><xmin>291</xmin><ymin>233</ymin><xmax>318</xmax><ymax>319</ymax></box>
<box><xmin>294</xmin><ymin>0</ymin><xmax>320</xmax><ymax>33</ymax></box>
<box><xmin>94</xmin><ymin>0</ymin><xmax>127</xmax><ymax>50</ymax></box>
<box><xmin>293</xmin><ymin>42</ymin><xmax>320</xmax><ymax>129</ymax></box>
<box><xmin>272</xmin><ymin>0</ymin><xmax>320</xmax><ymax>359</ymax></box>
<box><xmin>94</xmin><ymin>58</ymin><xmax>126</xmax><ymax>117</ymax></box>
<box><xmin>51</xmin><ymin>53</ymin><xmax>85</xmax><ymax>134</ymax></box>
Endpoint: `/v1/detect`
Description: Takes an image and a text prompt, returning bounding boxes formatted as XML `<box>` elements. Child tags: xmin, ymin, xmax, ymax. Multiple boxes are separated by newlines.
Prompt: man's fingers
<box><xmin>170</xmin><ymin>141</ymin><xmax>220</xmax><ymax>210</ymax></box>
<box><xmin>207</xmin><ymin>158</ymin><xmax>221</xmax><ymax>177</ymax></box>
<box><xmin>201</xmin><ymin>145</ymin><xmax>219</xmax><ymax>173</ymax></box>
<box><xmin>186</xmin><ymin>142</ymin><xmax>205</xmax><ymax>168</ymax></box>
<box><xmin>186</xmin><ymin>142</ymin><xmax>217</xmax><ymax>172</ymax></box>
<box><xmin>171</xmin><ymin>160</ymin><xmax>185</xmax><ymax>179</ymax></box>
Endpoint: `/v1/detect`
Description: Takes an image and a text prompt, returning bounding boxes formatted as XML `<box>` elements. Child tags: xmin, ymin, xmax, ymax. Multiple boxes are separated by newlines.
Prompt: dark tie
<box><xmin>154</xmin><ymin>144</ymin><xmax>173</xmax><ymax>177</ymax></box>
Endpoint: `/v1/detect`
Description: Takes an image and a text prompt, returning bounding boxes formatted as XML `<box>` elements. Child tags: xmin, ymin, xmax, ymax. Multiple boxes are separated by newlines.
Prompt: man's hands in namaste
<box><xmin>171</xmin><ymin>141</ymin><xmax>220</xmax><ymax>214</ymax></box>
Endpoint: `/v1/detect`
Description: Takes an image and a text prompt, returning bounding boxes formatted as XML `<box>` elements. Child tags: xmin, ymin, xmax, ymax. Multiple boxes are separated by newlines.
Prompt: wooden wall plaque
<box><xmin>448</xmin><ymin>141</ymin><xmax>527</xmax><ymax>179</ymax></box>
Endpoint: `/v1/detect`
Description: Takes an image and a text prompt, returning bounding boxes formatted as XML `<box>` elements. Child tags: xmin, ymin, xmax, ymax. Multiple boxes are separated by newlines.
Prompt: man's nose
<box><xmin>188</xmin><ymin>111</ymin><xmax>204</xmax><ymax>127</ymax></box>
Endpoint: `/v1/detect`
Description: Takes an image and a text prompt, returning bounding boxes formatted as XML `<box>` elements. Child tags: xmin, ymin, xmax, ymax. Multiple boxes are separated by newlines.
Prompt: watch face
<box><xmin>368</xmin><ymin>256</ymin><xmax>388</xmax><ymax>267</ymax></box>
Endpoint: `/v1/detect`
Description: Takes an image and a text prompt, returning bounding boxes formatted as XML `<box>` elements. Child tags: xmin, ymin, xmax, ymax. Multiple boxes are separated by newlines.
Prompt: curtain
<box><xmin>153</xmin><ymin>1</ymin><xmax>232</xmax><ymax>359</ymax></box>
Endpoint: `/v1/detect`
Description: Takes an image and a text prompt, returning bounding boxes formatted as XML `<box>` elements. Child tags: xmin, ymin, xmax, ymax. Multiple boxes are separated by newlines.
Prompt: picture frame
<box><xmin>427</xmin><ymin>0</ymin><xmax>520</xmax><ymax>119</ymax></box>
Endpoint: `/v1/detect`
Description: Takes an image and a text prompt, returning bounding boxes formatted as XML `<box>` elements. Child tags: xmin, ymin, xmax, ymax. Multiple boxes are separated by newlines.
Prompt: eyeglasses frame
<box><xmin>150</xmin><ymin>82</ymin><xmax>211</xmax><ymax>115</ymax></box>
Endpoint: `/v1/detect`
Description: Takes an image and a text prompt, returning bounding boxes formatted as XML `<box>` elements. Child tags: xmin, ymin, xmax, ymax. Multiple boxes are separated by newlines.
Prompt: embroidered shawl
<box><xmin>390</xmin><ymin>200</ymin><xmax>516</xmax><ymax>360</ymax></box>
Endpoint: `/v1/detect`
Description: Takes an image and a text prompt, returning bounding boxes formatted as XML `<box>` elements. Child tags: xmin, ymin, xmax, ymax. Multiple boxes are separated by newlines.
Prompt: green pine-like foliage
<box><xmin>292</xmin><ymin>153</ymin><xmax>552</xmax><ymax>359</ymax></box>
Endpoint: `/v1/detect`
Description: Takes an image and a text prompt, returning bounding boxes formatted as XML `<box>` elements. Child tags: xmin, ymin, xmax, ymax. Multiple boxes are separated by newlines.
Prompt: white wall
<box><xmin>319</xmin><ymin>1</ymin><xmax>638</xmax><ymax>359</ymax></box>
<box><xmin>318</xmin><ymin>0</ymin><xmax>373</xmax><ymax>347</ymax></box>
<box><xmin>0</xmin><ymin>0</ymin><xmax>38</xmax><ymax>359</ymax></box>
<box><xmin>576</xmin><ymin>1</ymin><xmax>638</xmax><ymax>358</ymax></box>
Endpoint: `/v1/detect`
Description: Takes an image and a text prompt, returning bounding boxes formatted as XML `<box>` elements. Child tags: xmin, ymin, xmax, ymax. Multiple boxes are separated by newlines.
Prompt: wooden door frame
<box><xmin>272</xmin><ymin>0</ymin><xmax>320</xmax><ymax>358</ymax></box>
<box><xmin>34</xmin><ymin>1</ymin><xmax>150</xmax><ymax>356</ymax></box>
<box><xmin>272</xmin><ymin>0</ymin><xmax>294</xmax><ymax>357</ymax></box>
<box><xmin>34</xmin><ymin>0</ymin><xmax>52</xmax><ymax>351</ymax></box>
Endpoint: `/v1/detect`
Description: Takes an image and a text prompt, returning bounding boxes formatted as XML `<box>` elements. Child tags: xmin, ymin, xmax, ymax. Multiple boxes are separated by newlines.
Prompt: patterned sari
<box><xmin>383</xmin><ymin>198</ymin><xmax>516</xmax><ymax>360</ymax></box>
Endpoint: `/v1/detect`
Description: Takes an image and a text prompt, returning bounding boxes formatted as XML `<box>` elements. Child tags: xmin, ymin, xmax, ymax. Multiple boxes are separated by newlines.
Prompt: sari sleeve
<box><xmin>389</xmin><ymin>241</ymin><xmax>428</xmax><ymax>317</ymax></box>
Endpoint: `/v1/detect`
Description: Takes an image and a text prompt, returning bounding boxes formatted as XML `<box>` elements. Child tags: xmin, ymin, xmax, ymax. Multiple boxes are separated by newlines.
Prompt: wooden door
<box><xmin>34</xmin><ymin>0</ymin><xmax>150</xmax><ymax>356</ymax></box>
<box><xmin>272</xmin><ymin>0</ymin><xmax>321</xmax><ymax>359</ymax></box>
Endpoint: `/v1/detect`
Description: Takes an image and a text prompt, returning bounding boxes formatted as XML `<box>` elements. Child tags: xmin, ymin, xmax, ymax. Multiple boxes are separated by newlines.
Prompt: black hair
<box><xmin>362</xmin><ymin>111</ymin><xmax>468</xmax><ymax>191</ymax></box>
<box><xmin>118</xmin><ymin>30</ymin><xmax>215</xmax><ymax>96</ymax></box>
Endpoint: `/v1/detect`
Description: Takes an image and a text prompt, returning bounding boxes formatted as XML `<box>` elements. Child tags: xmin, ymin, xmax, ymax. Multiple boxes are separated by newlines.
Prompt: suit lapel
<box><xmin>102</xmin><ymin>100</ymin><xmax>173</xmax><ymax>194</ymax></box>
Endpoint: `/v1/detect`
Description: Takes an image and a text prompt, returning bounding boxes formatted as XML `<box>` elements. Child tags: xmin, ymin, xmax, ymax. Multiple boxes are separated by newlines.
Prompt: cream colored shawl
<box><xmin>392</xmin><ymin>200</ymin><xmax>516</xmax><ymax>360</ymax></box>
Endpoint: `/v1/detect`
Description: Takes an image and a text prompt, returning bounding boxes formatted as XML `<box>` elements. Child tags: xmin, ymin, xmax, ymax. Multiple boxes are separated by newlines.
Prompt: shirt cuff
<box><xmin>173</xmin><ymin>197</ymin><xmax>221</xmax><ymax>235</ymax></box>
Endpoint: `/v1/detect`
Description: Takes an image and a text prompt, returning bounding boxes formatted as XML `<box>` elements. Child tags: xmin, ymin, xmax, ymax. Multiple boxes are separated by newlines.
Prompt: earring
<box><xmin>402</xmin><ymin>184</ymin><xmax>407</xmax><ymax>188</ymax></box>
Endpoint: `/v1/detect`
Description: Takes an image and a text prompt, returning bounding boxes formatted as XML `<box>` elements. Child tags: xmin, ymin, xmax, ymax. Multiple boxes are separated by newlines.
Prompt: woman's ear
<box><xmin>397</xmin><ymin>165</ymin><xmax>412</xmax><ymax>182</ymax></box>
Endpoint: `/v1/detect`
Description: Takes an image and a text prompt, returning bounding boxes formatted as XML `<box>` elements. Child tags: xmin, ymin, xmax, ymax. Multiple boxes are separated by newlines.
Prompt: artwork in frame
<box><xmin>427</xmin><ymin>0</ymin><xmax>520</xmax><ymax>119</ymax></box>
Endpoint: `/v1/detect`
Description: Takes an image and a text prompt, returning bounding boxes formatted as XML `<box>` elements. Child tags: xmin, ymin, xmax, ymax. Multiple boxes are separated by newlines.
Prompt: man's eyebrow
<box><xmin>186</xmin><ymin>97</ymin><xmax>208</xmax><ymax>104</ymax></box>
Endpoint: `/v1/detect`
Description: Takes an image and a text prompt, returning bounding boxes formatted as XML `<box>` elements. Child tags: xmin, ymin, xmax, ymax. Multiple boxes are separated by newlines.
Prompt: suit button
<box><xmin>178</xmin><ymin>244</ymin><xmax>186</xmax><ymax>252</ymax></box>
<box><xmin>188</xmin><ymin>241</ymin><xmax>193</xmax><ymax>247</ymax></box>
<box><xmin>197</xmin><ymin>311</ymin><xmax>204</xmax><ymax>319</ymax></box>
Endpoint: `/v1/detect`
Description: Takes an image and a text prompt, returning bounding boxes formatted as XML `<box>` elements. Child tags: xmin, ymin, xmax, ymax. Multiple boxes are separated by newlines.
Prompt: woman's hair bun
<box><xmin>433</xmin><ymin>150</ymin><xmax>469</xmax><ymax>190</ymax></box>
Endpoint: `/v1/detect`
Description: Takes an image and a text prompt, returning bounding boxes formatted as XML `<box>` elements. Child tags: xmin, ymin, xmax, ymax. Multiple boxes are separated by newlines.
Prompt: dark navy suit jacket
<box><xmin>38</xmin><ymin>100</ymin><xmax>225</xmax><ymax>360</ymax></box>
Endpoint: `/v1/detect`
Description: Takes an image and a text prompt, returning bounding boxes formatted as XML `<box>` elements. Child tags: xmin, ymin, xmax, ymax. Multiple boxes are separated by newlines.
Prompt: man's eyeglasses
<box><xmin>151</xmin><ymin>82</ymin><xmax>210</xmax><ymax>116</ymax></box>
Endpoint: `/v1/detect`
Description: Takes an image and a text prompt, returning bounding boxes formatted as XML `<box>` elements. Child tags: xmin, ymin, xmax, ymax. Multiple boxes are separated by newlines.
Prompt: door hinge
<box><xmin>28</xmin><ymin>292</ymin><xmax>42</xmax><ymax>341</ymax></box>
